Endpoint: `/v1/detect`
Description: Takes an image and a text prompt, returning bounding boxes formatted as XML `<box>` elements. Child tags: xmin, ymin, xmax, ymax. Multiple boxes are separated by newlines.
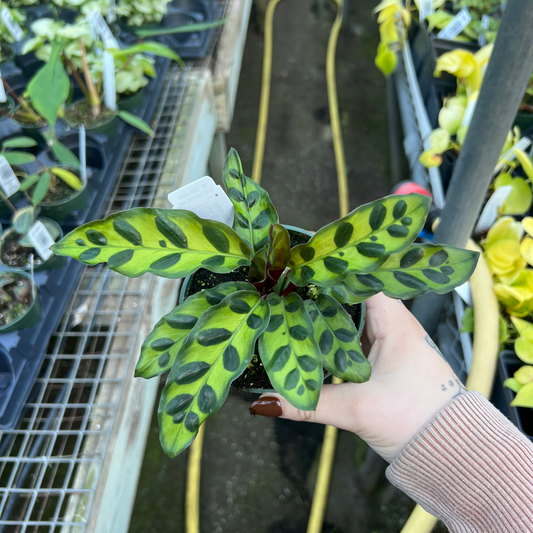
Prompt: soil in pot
<box><xmin>0</xmin><ymin>44</ymin><xmax>15</xmax><ymax>64</ymax></box>
<box><xmin>0</xmin><ymin>271</ymin><xmax>34</xmax><ymax>328</ymax></box>
<box><xmin>0</xmin><ymin>96</ymin><xmax>15</xmax><ymax>119</ymax></box>
<box><xmin>183</xmin><ymin>231</ymin><xmax>363</xmax><ymax>392</ymax></box>
<box><xmin>65</xmin><ymin>101</ymin><xmax>116</xmax><ymax>129</ymax></box>
<box><xmin>1</xmin><ymin>232</ymin><xmax>47</xmax><ymax>269</ymax></box>
<box><xmin>29</xmin><ymin>174</ymin><xmax>77</xmax><ymax>204</ymax></box>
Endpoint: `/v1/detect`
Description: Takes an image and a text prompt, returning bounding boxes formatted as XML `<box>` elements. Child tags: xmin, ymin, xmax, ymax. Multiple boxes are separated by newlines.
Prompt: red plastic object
<box><xmin>391</xmin><ymin>181</ymin><xmax>432</xmax><ymax>199</ymax></box>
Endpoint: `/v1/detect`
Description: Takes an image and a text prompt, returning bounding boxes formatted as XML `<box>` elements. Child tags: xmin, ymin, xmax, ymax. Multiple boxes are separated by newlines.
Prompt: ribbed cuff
<box><xmin>386</xmin><ymin>391</ymin><xmax>533</xmax><ymax>533</ymax></box>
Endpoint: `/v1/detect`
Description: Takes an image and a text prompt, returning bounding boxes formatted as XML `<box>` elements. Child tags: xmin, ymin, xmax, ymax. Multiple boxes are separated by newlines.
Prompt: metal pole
<box><xmin>411</xmin><ymin>0</ymin><xmax>533</xmax><ymax>334</ymax></box>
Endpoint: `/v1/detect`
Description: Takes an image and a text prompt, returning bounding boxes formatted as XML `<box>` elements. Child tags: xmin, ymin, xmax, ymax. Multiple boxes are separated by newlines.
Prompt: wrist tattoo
<box><xmin>424</xmin><ymin>335</ymin><xmax>447</xmax><ymax>363</ymax></box>
<box><xmin>440</xmin><ymin>378</ymin><xmax>468</xmax><ymax>397</ymax></box>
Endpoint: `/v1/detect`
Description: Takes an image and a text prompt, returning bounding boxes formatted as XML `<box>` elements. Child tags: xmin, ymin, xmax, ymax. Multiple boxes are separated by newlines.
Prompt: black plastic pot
<box><xmin>514</xmin><ymin>113</ymin><xmax>533</xmax><ymax>134</ymax></box>
<box><xmin>0</xmin><ymin>217</ymin><xmax>65</xmax><ymax>272</ymax></box>
<box><xmin>0</xmin><ymin>270</ymin><xmax>42</xmax><ymax>334</ymax></box>
<box><xmin>178</xmin><ymin>225</ymin><xmax>366</xmax><ymax>394</ymax></box>
<box><xmin>118</xmin><ymin>87</ymin><xmax>145</xmax><ymax>113</ymax></box>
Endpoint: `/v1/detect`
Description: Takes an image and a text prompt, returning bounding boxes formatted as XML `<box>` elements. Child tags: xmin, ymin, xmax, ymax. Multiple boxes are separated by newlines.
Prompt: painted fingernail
<box><xmin>250</xmin><ymin>396</ymin><xmax>283</xmax><ymax>417</ymax></box>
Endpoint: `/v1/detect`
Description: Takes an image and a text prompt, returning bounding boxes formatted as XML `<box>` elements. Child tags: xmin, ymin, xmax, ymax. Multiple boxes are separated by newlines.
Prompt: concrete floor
<box><xmin>129</xmin><ymin>1</ymin><xmax>448</xmax><ymax>532</ymax></box>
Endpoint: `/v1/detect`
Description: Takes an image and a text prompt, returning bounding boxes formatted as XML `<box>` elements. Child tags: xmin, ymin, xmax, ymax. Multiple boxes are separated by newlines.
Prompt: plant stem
<box><xmin>0</xmin><ymin>191</ymin><xmax>16</xmax><ymax>214</ymax></box>
<box><xmin>78</xmin><ymin>38</ymin><xmax>101</xmax><ymax>115</ymax></box>
<box><xmin>63</xmin><ymin>53</ymin><xmax>91</xmax><ymax>102</ymax></box>
<box><xmin>2</xmin><ymin>80</ymin><xmax>40</xmax><ymax>122</ymax></box>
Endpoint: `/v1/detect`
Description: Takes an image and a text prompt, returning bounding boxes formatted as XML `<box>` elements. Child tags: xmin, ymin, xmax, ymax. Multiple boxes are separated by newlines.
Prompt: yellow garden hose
<box><xmin>400</xmin><ymin>238</ymin><xmax>500</xmax><ymax>533</ymax></box>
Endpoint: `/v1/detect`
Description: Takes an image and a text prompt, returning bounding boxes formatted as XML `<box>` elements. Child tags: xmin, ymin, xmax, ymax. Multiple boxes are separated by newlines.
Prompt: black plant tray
<box><xmin>496</xmin><ymin>350</ymin><xmax>533</xmax><ymax>443</ymax></box>
<box><xmin>0</xmin><ymin>55</ymin><xmax>171</xmax><ymax>430</ymax></box>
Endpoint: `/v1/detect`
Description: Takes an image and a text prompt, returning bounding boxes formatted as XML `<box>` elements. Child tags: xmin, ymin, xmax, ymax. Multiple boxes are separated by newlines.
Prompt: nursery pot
<box><xmin>26</xmin><ymin>167</ymin><xmax>88</xmax><ymax>223</ymax></box>
<box><xmin>514</xmin><ymin>113</ymin><xmax>533</xmax><ymax>135</ymax></box>
<box><xmin>0</xmin><ymin>218</ymin><xmax>65</xmax><ymax>272</ymax></box>
<box><xmin>118</xmin><ymin>87</ymin><xmax>145</xmax><ymax>113</ymax></box>
<box><xmin>64</xmin><ymin>100</ymin><xmax>118</xmax><ymax>136</ymax></box>
<box><xmin>10</xmin><ymin>111</ymin><xmax>42</xmax><ymax>141</ymax></box>
<box><xmin>0</xmin><ymin>269</ymin><xmax>42</xmax><ymax>333</ymax></box>
<box><xmin>0</xmin><ymin>44</ymin><xmax>15</xmax><ymax>67</ymax></box>
<box><xmin>178</xmin><ymin>225</ymin><xmax>366</xmax><ymax>394</ymax></box>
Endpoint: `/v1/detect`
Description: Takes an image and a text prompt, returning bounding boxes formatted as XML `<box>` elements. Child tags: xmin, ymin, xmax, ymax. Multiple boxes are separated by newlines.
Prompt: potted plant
<box><xmin>0</xmin><ymin>205</ymin><xmax>63</xmax><ymax>270</ymax></box>
<box><xmin>20</xmin><ymin>165</ymin><xmax>86</xmax><ymax>222</ymax></box>
<box><xmin>115</xmin><ymin>0</ymin><xmax>173</xmax><ymax>27</ymax></box>
<box><xmin>0</xmin><ymin>269</ymin><xmax>41</xmax><ymax>332</ymax></box>
<box><xmin>51</xmin><ymin>149</ymin><xmax>479</xmax><ymax>456</ymax></box>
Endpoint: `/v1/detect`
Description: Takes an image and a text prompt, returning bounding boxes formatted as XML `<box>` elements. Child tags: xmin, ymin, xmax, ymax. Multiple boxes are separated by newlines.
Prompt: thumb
<box><xmin>250</xmin><ymin>382</ymin><xmax>360</xmax><ymax>431</ymax></box>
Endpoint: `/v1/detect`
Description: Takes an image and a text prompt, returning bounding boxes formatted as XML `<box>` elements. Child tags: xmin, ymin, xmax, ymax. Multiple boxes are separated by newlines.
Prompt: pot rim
<box><xmin>64</xmin><ymin>100</ymin><xmax>118</xmax><ymax>130</ymax></box>
<box><xmin>0</xmin><ymin>268</ymin><xmax>39</xmax><ymax>331</ymax></box>
<box><xmin>25</xmin><ymin>166</ymin><xmax>87</xmax><ymax>208</ymax></box>
<box><xmin>178</xmin><ymin>224</ymin><xmax>367</xmax><ymax>394</ymax></box>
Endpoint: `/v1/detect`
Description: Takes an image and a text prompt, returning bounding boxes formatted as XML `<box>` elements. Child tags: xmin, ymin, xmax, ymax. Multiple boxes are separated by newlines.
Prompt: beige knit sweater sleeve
<box><xmin>386</xmin><ymin>391</ymin><xmax>533</xmax><ymax>532</ymax></box>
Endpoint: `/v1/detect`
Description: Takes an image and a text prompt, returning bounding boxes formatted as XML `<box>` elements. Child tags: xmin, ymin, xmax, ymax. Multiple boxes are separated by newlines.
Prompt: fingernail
<box><xmin>250</xmin><ymin>396</ymin><xmax>283</xmax><ymax>417</ymax></box>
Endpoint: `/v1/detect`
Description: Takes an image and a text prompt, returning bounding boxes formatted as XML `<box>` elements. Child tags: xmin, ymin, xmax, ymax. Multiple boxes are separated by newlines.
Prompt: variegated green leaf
<box><xmin>329</xmin><ymin>244</ymin><xmax>478</xmax><ymax>301</ymax></box>
<box><xmin>51</xmin><ymin>208</ymin><xmax>251</xmax><ymax>279</ymax></box>
<box><xmin>159</xmin><ymin>290</ymin><xmax>269</xmax><ymax>457</ymax></box>
<box><xmin>319</xmin><ymin>283</ymin><xmax>365</xmax><ymax>305</ymax></box>
<box><xmin>222</xmin><ymin>148</ymin><xmax>278</xmax><ymax>255</ymax></box>
<box><xmin>248</xmin><ymin>246</ymin><xmax>269</xmax><ymax>284</ymax></box>
<box><xmin>287</xmin><ymin>194</ymin><xmax>431</xmax><ymax>287</ymax></box>
<box><xmin>269</xmin><ymin>224</ymin><xmax>291</xmax><ymax>272</ymax></box>
<box><xmin>259</xmin><ymin>293</ymin><xmax>323</xmax><ymax>410</ymax></box>
<box><xmin>304</xmin><ymin>295</ymin><xmax>370</xmax><ymax>383</ymax></box>
<box><xmin>136</xmin><ymin>281</ymin><xmax>254</xmax><ymax>378</ymax></box>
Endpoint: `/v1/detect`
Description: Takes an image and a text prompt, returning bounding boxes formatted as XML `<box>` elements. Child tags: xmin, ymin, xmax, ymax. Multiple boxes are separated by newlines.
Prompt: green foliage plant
<box><xmin>51</xmin><ymin>149</ymin><xmax>479</xmax><ymax>457</ymax></box>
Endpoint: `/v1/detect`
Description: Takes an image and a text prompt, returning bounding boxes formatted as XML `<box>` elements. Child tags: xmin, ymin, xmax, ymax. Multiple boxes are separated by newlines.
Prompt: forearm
<box><xmin>386</xmin><ymin>391</ymin><xmax>533</xmax><ymax>533</ymax></box>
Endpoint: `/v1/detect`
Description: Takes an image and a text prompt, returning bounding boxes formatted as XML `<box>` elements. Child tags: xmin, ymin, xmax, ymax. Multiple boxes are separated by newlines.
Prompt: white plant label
<box><xmin>454</xmin><ymin>282</ymin><xmax>472</xmax><ymax>307</ymax></box>
<box><xmin>168</xmin><ymin>176</ymin><xmax>234</xmax><ymax>227</ymax></box>
<box><xmin>474</xmin><ymin>185</ymin><xmax>512</xmax><ymax>233</ymax></box>
<box><xmin>478</xmin><ymin>14</ymin><xmax>489</xmax><ymax>46</ymax></box>
<box><xmin>103</xmin><ymin>51</ymin><xmax>116</xmax><ymax>112</ymax></box>
<box><xmin>419</xmin><ymin>0</ymin><xmax>434</xmax><ymax>22</ymax></box>
<box><xmin>90</xmin><ymin>10</ymin><xmax>119</xmax><ymax>50</ymax></box>
<box><xmin>107</xmin><ymin>0</ymin><xmax>117</xmax><ymax>23</ymax></box>
<box><xmin>461</xmin><ymin>94</ymin><xmax>478</xmax><ymax>128</ymax></box>
<box><xmin>79</xmin><ymin>126</ymin><xmax>87</xmax><ymax>182</ymax></box>
<box><xmin>28</xmin><ymin>221</ymin><xmax>55</xmax><ymax>261</ymax></box>
<box><xmin>495</xmin><ymin>136</ymin><xmax>532</xmax><ymax>174</ymax></box>
<box><xmin>0</xmin><ymin>155</ymin><xmax>20</xmax><ymax>198</ymax></box>
<box><xmin>0</xmin><ymin>8</ymin><xmax>23</xmax><ymax>42</ymax></box>
<box><xmin>0</xmin><ymin>71</ymin><xmax>5</xmax><ymax>104</ymax></box>
<box><xmin>437</xmin><ymin>8</ymin><xmax>471</xmax><ymax>40</ymax></box>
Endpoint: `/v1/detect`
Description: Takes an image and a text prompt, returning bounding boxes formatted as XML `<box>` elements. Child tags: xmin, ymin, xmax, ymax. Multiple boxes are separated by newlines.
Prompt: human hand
<box><xmin>250</xmin><ymin>293</ymin><xmax>466</xmax><ymax>463</ymax></box>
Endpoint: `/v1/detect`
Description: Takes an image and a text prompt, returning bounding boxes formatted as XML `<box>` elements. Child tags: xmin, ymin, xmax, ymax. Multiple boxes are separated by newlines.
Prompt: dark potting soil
<box><xmin>0</xmin><ymin>99</ymin><xmax>13</xmax><ymax>117</ymax></box>
<box><xmin>184</xmin><ymin>231</ymin><xmax>363</xmax><ymax>392</ymax></box>
<box><xmin>0</xmin><ymin>274</ymin><xmax>32</xmax><ymax>327</ymax></box>
<box><xmin>1</xmin><ymin>233</ymin><xmax>43</xmax><ymax>269</ymax></box>
<box><xmin>29</xmin><ymin>173</ymin><xmax>78</xmax><ymax>204</ymax></box>
<box><xmin>65</xmin><ymin>101</ymin><xmax>116</xmax><ymax>129</ymax></box>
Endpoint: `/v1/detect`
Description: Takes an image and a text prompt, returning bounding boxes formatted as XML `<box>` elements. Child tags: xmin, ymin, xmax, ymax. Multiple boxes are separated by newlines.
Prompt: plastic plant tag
<box><xmin>461</xmin><ymin>93</ymin><xmax>478</xmax><ymax>128</ymax></box>
<box><xmin>0</xmin><ymin>155</ymin><xmax>20</xmax><ymax>198</ymax></box>
<box><xmin>107</xmin><ymin>0</ymin><xmax>117</xmax><ymax>23</ymax></box>
<box><xmin>0</xmin><ymin>71</ymin><xmax>5</xmax><ymax>104</ymax></box>
<box><xmin>474</xmin><ymin>185</ymin><xmax>512</xmax><ymax>233</ymax></box>
<box><xmin>478</xmin><ymin>14</ymin><xmax>490</xmax><ymax>46</ymax></box>
<box><xmin>90</xmin><ymin>10</ymin><xmax>119</xmax><ymax>50</ymax></box>
<box><xmin>495</xmin><ymin>136</ymin><xmax>532</xmax><ymax>174</ymax></box>
<box><xmin>79</xmin><ymin>126</ymin><xmax>87</xmax><ymax>182</ymax></box>
<box><xmin>454</xmin><ymin>281</ymin><xmax>472</xmax><ymax>307</ymax></box>
<box><xmin>103</xmin><ymin>51</ymin><xmax>116</xmax><ymax>112</ymax></box>
<box><xmin>167</xmin><ymin>176</ymin><xmax>234</xmax><ymax>226</ymax></box>
<box><xmin>0</xmin><ymin>8</ymin><xmax>23</xmax><ymax>42</ymax></box>
<box><xmin>27</xmin><ymin>221</ymin><xmax>54</xmax><ymax>261</ymax></box>
<box><xmin>419</xmin><ymin>0</ymin><xmax>434</xmax><ymax>23</ymax></box>
<box><xmin>437</xmin><ymin>8</ymin><xmax>471</xmax><ymax>40</ymax></box>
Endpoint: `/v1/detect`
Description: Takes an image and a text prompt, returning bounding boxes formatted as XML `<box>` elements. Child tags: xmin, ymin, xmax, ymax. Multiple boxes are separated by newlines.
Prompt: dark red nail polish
<box><xmin>250</xmin><ymin>396</ymin><xmax>283</xmax><ymax>417</ymax></box>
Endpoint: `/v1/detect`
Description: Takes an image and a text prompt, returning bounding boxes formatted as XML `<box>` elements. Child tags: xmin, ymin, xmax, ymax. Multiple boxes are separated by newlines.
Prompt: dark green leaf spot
<box><xmin>284</xmin><ymin>369</ymin><xmax>300</xmax><ymax>390</ymax></box>
<box><xmin>297</xmin><ymin>355</ymin><xmax>318</xmax><ymax>372</ymax></box>
<box><xmin>185</xmin><ymin>412</ymin><xmax>200</xmax><ymax>433</ymax></box>
<box><xmin>300</xmin><ymin>246</ymin><xmax>315</xmax><ymax>262</ymax></box>
<box><xmin>174</xmin><ymin>362</ymin><xmax>210</xmax><ymax>384</ymax></box>
<box><xmin>321</xmin><ymin>306</ymin><xmax>337</xmax><ymax>318</ymax></box>
<box><xmin>393</xmin><ymin>200</ymin><xmax>407</xmax><ymax>219</ymax></box>
<box><xmin>113</xmin><ymin>218</ymin><xmax>142</xmax><ymax>246</ymax></box>
<box><xmin>155</xmin><ymin>214</ymin><xmax>187</xmax><ymax>248</ymax></box>
<box><xmin>229</xmin><ymin>299</ymin><xmax>251</xmax><ymax>314</ymax></box>
<box><xmin>267</xmin><ymin>314</ymin><xmax>284</xmax><ymax>332</ymax></box>
<box><xmin>197</xmin><ymin>328</ymin><xmax>232</xmax><ymax>346</ymax></box>
<box><xmin>387</xmin><ymin>225</ymin><xmax>409</xmax><ymax>238</ymax></box>
<box><xmin>198</xmin><ymin>384</ymin><xmax>217</xmax><ymax>414</ymax></box>
<box><xmin>285</xmin><ymin>302</ymin><xmax>300</xmax><ymax>313</ymax></box>
<box><xmin>247</xmin><ymin>313</ymin><xmax>263</xmax><ymax>329</ymax></box>
<box><xmin>401</xmin><ymin>217</ymin><xmax>412</xmax><ymax>226</ymax></box>
<box><xmin>228</xmin><ymin>187</ymin><xmax>245</xmax><ymax>202</ymax></box>
<box><xmin>205</xmin><ymin>290</ymin><xmax>226</xmax><ymax>305</ymax></box>
<box><xmin>334</xmin><ymin>328</ymin><xmax>355</xmax><ymax>342</ymax></box>
<box><xmin>297</xmin><ymin>385</ymin><xmax>305</xmax><ymax>396</ymax></box>
<box><xmin>239</xmin><ymin>241</ymin><xmax>250</xmax><ymax>256</ymax></box>
<box><xmin>304</xmin><ymin>379</ymin><xmax>318</xmax><ymax>391</ymax></box>
<box><xmin>423</xmin><ymin>269</ymin><xmax>450</xmax><ymax>284</ymax></box>
<box><xmin>347</xmin><ymin>349</ymin><xmax>365</xmax><ymax>363</ymax></box>
<box><xmin>334</xmin><ymin>348</ymin><xmax>347</xmax><ymax>372</ymax></box>
<box><xmin>167</xmin><ymin>314</ymin><xmax>198</xmax><ymax>330</ymax></box>
<box><xmin>370</xmin><ymin>236</ymin><xmax>378</xmax><ymax>242</ymax></box>
<box><xmin>301</xmin><ymin>266</ymin><xmax>315</xmax><ymax>282</ymax></box>
<box><xmin>235</xmin><ymin>212</ymin><xmax>249</xmax><ymax>229</ymax></box>
<box><xmin>289</xmin><ymin>325</ymin><xmax>308</xmax><ymax>341</ymax></box>
<box><xmin>369</xmin><ymin>204</ymin><xmax>387</xmax><ymax>231</ymax></box>
<box><xmin>429</xmin><ymin>249</ymin><xmax>449</xmax><ymax>267</ymax></box>
<box><xmin>202</xmin><ymin>256</ymin><xmax>225</xmax><ymax>268</ymax></box>
<box><xmin>151</xmin><ymin>337</ymin><xmax>174</xmax><ymax>351</ymax></box>
<box><xmin>356</xmin><ymin>242</ymin><xmax>385</xmax><ymax>258</ymax></box>
<box><xmin>202</xmin><ymin>225</ymin><xmax>230</xmax><ymax>254</ymax></box>
<box><xmin>166</xmin><ymin>394</ymin><xmax>193</xmax><ymax>416</ymax></box>
<box><xmin>324</xmin><ymin>256</ymin><xmax>348</xmax><ymax>274</ymax></box>
<box><xmin>319</xmin><ymin>330</ymin><xmax>333</xmax><ymax>355</ymax></box>
<box><xmin>150</xmin><ymin>253</ymin><xmax>181</xmax><ymax>270</ymax></box>
<box><xmin>158</xmin><ymin>351</ymin><xmax>170</xmax><ymax>367</ymax></box>
<box><xmin>441</xmin><ymin>266</ymin><xmax>454</xmax><ymax>275</ymax></box>
<box><xmin>223</xmin><ymin>344</ymin><xmax>240</xmax><ymax>372</ymax></box>
<box><xmin>356</xmin><ymin>273</ymin><xmax>384</xmax><ymax>290</ymax></box>
<box><xmin>108</xmin><ymin>249</ymin><xmax>134</xmax><ymax>268</ymax></box>
<box><xmin>307</xmin><ymin>309</ymin><xmax>318</xmax><ymax>322</ymax></box>
<box><xmin>173</xmin><ymin>412</ymin><xmax>186</xmax><ymax>424</ymax></box>
<box><xmin>334</xmin><ymin>222</ymin><xmax>354</xmax><ymax>248</ymax></box>
<box><xmin>271</xmin><ymin>345</ymin><xmax>291</xmax><ymax>372</ymax></box>
<box><xmin>75</xmin><ymin>239</ymin><xmax>86</xmax><ymax>246</ymax></box>
<box><xmin>393</xmin><ymin>271</ymin><xmax>428</xmax><ymax>290</ymax></box>
<box><xmin>159</xmin><ymin>240</ymin><xmax>167</xmax><ymax>247</ymax></box>
<box><xmin>86</xmin><ymin>230</ymin><xmax>107</xmax><ymax>246</ymax></box>
<box><xmin>400</xmin><ymin>247</ymin><xmax>424</xmax><ymax>268</ymax></box>
<box><xmin>80</xmin><ymin>248</ymin><xmax>101</xmax><ymax>261</ymax></box>
<box><xmin>252</xmin><ymin>209</ymin><xmax>271</xmax><ymax>230</ymax></box>
<box><xmin>247</xmin><ymin>191</ymin><xmax>259</xmax><ymax>208</ymax></box>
